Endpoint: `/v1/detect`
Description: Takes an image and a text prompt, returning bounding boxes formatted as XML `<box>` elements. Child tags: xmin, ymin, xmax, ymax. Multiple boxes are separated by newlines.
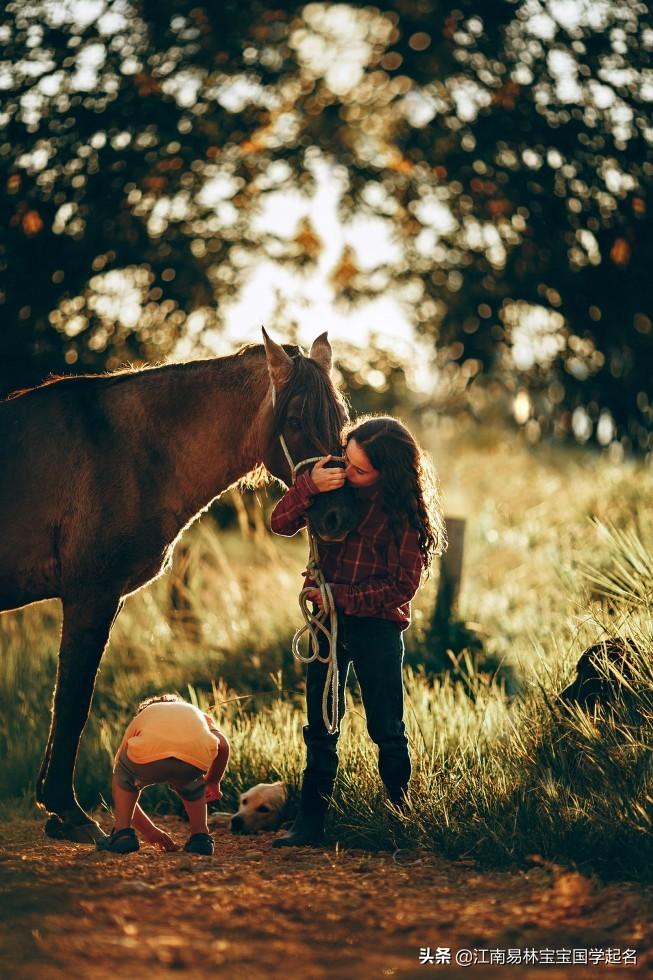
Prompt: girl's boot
<box><xmin>272</xmin><ymin>780</ymin><xmax>330</xmax><ymax>848</ymax></box>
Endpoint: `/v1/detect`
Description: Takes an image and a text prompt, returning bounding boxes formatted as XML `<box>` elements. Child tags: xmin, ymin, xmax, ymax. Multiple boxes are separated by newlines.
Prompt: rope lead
<box><xmin>291</xmin><ymin>530</ymin><xmax>340</xmax><ymax>735</ymax></box>
<box><xmin>271</xmin><ymin>382</ymin><xmax>342</xmax><ymax>734</ymax></box>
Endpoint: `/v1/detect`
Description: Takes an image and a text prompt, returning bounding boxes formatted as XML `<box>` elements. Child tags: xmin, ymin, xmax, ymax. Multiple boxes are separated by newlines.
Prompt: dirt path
<box><xmin>0</xmin><ymin>818</ymin><xmax>651</xmax><ymax>979</ymax></box>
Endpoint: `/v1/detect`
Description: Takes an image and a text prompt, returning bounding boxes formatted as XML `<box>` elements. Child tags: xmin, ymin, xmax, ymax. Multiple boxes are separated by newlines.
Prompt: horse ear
<box><xmin>309</xmin><ymin>332</ymin><xmax>332</xmax><ymax>374</ymax></box>
<box><xmin>262</xmin><ymin>326</ymin><xmax>293</xmax><ymax>389</ymax></box>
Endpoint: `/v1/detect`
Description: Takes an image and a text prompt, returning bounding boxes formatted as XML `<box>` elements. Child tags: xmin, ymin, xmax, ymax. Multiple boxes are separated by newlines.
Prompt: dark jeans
<box><xmin>302</xmin><ymin>613</ymin><xmax>411</xmax><ymax>810</ymax></box>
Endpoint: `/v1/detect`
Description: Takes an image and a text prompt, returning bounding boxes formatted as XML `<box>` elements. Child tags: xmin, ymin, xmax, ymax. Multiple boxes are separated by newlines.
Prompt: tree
<box><xmin>0</xmin><ymin>1</ymin><xmax>307</xmax><ymax>390</ymax></box>
<box><xmin>334</xmin><ymin>1</ymin><xmax>653</xmax><ymax>451</ymax></box>
<box><xmin>1</xmin><ymin>1</ymin><xmax>651</xmax><ymax>451</ymax></box>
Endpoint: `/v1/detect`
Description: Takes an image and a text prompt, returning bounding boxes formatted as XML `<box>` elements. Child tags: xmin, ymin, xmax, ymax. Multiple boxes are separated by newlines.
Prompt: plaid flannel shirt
<box><xmin>270</xmin><ymin>470</ymin><xmax>424</xmax><ymax>630</ymax></box>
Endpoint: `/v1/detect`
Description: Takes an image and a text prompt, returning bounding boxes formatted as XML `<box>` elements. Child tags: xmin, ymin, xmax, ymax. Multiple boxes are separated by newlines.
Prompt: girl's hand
<box><xmin>310</xmin><ymin>456</ymin><xmax>346</xmax><ymax>493</ymax></box>
<box><xmin>306</xmin><ymin>588</ymin><xmax>325</xmax><ymax>610</ymax></box>
<box><xmin>143</xmin><ymin>826</ymin><xmax>179</xmax><ymax>852</ymax></box>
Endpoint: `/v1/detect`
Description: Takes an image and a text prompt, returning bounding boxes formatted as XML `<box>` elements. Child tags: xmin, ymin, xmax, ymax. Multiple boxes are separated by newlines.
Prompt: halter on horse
<box><xmin>271</xmin><ymin>381</ymin><xmax>346</xmax><ymax>733</ymax></box>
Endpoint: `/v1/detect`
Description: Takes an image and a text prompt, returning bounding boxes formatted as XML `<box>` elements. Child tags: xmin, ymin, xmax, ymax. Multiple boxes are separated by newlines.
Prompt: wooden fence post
<box><xmin>432</xmin><ymin>516</ymin><xmax>466</xmax><ymax>630</ymax></box>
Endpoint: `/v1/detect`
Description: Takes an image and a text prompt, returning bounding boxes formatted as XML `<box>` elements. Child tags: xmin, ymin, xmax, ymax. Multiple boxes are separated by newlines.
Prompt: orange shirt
<box><xmin>115</xmin><ymin>701</ymin><xmax>221</xmax><ymax>772</ymax></box>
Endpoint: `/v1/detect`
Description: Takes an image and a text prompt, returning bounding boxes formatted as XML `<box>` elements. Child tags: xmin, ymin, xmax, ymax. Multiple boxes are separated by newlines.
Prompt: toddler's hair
<box><xmin>137</xmin><ymin>692</ymin><xmax>184</xmax><ymax>714</ymax></box>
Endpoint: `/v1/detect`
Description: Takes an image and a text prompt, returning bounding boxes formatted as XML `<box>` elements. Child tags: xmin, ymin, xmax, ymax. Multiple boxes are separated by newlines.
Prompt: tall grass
<box><xmin>0</xmin><ymin>430</ymin><xmax>651</xmax><ymax>879</ymax></box>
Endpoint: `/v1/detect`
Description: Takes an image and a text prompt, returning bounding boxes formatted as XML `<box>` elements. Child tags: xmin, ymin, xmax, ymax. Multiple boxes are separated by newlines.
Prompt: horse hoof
<box><xmin>44</xmin><ymin>815</ymin><xmax>107</xmax><ymax>844</ymax></box>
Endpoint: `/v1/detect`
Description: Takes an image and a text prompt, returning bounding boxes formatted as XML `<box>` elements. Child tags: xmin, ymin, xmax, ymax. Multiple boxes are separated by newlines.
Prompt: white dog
<box><xmin>208</xmin><ymin>781</ymin><xmax>288</xmax><ymax>834</ymax></box>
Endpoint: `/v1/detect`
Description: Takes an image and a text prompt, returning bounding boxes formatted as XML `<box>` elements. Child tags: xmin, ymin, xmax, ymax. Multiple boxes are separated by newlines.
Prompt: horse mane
<box><xmin>4</xmin><ymin>365</ymin><xmax>164</xmax><ymax>402</ymax></box>
<box><xmin>5</xmin><ymin>373</ymin><xmax>97</xmax><ymax>401</ymax></box>
<box><xmin>3</xmin><ymin>343</ymin><xmax>305</xmax><ymax>403</ymax></box>
<box><xmin>3</xmin><ymin>344</ymin><xmax>349</xmax><ymax>460</ymax></box>
<box><xmin>271</xmin><ymin>350</ymin><xmax>349</xmax><ymax>456</ymax></box>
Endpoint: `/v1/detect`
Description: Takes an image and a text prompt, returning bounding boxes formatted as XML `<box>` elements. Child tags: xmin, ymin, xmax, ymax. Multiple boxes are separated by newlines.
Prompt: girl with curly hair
<box><xmin>270</xmin><ymin>415</ymin><xmax>446</xmax><ymax>847</ymax></box>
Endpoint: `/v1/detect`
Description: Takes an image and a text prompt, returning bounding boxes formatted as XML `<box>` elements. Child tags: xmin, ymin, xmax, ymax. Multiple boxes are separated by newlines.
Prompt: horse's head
<box><xmin>263</xmin><ymin>329</ymin><xmax>360</xmax><ymax>542</ymax></box>
<box><xmin>304</xmin><ymin>456</ymin><xmax>361</xmax><ymax>542</ymax></box>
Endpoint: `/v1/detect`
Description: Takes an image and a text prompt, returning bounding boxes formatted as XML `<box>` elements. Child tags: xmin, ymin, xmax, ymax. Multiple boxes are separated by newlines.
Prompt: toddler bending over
<box><xmin>97</xmin><ymin>693</ymin><xmax>229</xmax><ymax>855</ymax></box>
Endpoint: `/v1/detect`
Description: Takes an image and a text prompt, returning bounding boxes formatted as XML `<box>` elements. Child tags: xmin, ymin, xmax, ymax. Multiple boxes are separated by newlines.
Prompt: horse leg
<box><xmin>37</xmin><ymin>594</ymin><xmax>122</xmax><ymax>843</ymax></box>
<box><xmin>36</xmin><ymin>711</ymin><xmax>56</xmax><ymax>802</ymax></box>
<box><xmin>36</xmin><ymin>598</ymin><xmax>67</xmax><ymax>800</ymax></box>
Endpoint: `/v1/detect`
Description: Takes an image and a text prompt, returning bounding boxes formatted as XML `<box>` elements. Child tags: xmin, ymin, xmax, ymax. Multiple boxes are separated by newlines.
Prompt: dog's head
<box><xmin>230</xmin><ymin>782</ymin><xmax>287</xmax><ymax>834</ymax></box>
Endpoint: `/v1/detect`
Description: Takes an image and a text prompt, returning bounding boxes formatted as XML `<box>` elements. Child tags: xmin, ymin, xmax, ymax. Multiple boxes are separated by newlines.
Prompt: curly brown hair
<box><xmin>344</xmin><ymin>416</ymin><xmax>446</xmax><ymax>571</ymax></box>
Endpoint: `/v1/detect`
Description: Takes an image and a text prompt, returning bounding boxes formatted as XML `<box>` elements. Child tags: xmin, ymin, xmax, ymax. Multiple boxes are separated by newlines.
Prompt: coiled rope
<box><xmin>291</xmin><ymin>512</ymin><xmax>341</xmax><ymax>735</ymax></box>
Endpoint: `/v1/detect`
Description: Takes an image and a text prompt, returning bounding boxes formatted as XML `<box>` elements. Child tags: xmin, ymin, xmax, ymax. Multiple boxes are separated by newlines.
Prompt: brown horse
<box><xmin>0</xmin><ymin>330</ymin><xmax>356</xmax><ymax>841</ymax></box>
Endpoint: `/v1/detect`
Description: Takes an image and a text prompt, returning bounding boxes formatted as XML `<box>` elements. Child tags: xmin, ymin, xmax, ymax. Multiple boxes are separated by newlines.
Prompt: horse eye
<box><xmin>286</xmin><ymin>417</ymin><xmax>302</xmax><ymax>432</ymax></box>
<box><xmin>241</xmin><ymin>798</ymin><xmax>249</xmax><ymax>806</ymax></box>
<box><xmin>256</xmin><ymin>804</ymin><xmax>271</xmax><ymax>813</ymax></box>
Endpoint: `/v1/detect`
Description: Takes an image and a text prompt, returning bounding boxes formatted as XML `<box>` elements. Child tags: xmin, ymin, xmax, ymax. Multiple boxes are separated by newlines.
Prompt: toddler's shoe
<box><xmin>184</xmin><ymin>832</ymin><xmax>214</xmax><ymax>856</ymax></box>
<box><xmin>96</xmin><ymin>827</ymin><xmax>139</xmax><ymax>854</ymax></box>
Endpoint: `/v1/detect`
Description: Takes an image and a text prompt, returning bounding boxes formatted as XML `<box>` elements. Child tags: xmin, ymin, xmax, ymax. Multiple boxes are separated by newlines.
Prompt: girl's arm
<box><xmin>329</xmin><ymin>528</ymin><xmax>423</xmax><ymax>616</ymax></box>
<box><xmin>269</xmin><ymin>470</ymin><xmax>320</xmax><ymax>536</ymax></box>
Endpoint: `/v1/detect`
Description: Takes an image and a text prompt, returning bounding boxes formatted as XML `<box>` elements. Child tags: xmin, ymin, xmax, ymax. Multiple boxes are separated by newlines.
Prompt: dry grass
<box><xmin>1</xmin><ymin>426</ymin><xmax>652</xmax><ymax>877</ymax></box>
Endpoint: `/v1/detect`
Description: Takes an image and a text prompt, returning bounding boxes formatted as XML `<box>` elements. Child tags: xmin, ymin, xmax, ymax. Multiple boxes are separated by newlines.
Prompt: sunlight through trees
<box><xmin>1</xmin><ymin>1</ymin><xmax>651</xmax><ymax>450</ymax></box>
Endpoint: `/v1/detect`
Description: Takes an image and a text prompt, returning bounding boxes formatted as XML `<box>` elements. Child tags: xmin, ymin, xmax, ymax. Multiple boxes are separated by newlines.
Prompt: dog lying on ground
<box><xmin>208</xmin><ymin>781</ymin><xmax>287</xmax><ymax>834</ymax></box>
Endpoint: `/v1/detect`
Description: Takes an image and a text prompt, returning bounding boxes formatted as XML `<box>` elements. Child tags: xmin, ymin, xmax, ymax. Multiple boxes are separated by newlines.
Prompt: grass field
<box><xmin>1</xmin><ymin>423</ymin><xmax>651</xmax><ymax>879</ymax></box>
